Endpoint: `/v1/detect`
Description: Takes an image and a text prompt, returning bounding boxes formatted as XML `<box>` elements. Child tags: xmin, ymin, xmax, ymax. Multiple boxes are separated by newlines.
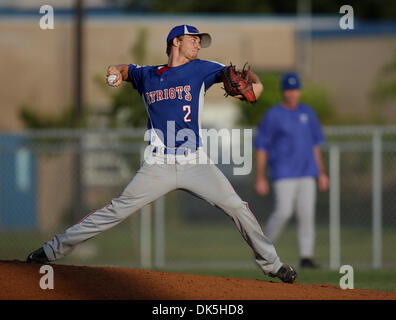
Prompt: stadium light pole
<box><xmin>297</xmin><ymin>0</ymin><xmax>312</xmax><ymax>78</ymax></box>
<box><xmin>75</xmin><ymin>0</ymin><xmax>83</xmax><ymax>120</ymax></box>
<box><xmin>73</xmin><ymin>0</ymin><xmax>84</xmax><ymax>221</ymax></box>
<box><xmin>372</xmin><ymin>129</ymin><xmax>383</xmax><ymax>269</ymax></box>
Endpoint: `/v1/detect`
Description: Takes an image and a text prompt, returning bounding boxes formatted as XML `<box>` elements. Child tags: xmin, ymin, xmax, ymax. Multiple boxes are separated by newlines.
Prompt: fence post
<box><xmin>139</xmin><ymin>145</ymin><xmax>152</xmax><ymax>269</ymax></box>
<box><xmin>155</xmin><ymin>197</ymin><xmax>165</xmax><ymax>268</ymax></box>
<box><xmin>329</xmin><ymin>144</ymin><xmax>341</xmax><ymax>270</ymax></box>
<box><xmin>140</xmin><ymin>205</ymin><xmax>152</xmax><ymax>269</ymax></box>
<box><xmin>372</xmin><ymin>129</ymin><xmax>383</xmax><ymax>269</ymax></box>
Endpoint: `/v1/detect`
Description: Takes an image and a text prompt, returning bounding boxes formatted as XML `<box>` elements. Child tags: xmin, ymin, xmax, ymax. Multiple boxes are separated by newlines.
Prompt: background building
<box><xmin>1</xmin><ymin>1</ymin><xmax>396</xmax><ymax>274</ymax></box>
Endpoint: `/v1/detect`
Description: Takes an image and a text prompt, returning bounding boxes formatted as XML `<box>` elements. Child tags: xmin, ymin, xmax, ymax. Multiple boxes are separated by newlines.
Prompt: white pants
<box><xmin>43</xmin><ymin>148</ymin><xmax>283</xmax><ymax>275</ymax></box>
<box><xmin>264</xmin><ymin>177</ymin><xmax>316</xmax><ymax>258</ymax></box>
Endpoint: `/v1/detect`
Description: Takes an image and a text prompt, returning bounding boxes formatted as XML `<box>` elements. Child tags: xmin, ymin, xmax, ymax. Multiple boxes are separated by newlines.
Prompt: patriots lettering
<box><xmin>156</xmin><ymin>90</ymin><xmax>164</xmax><ymax>101</ymax></box>
<box><xmin>145</xmin><ymin>85</ymin><xmax>192</xmax><ymax>105</ymax></box>
<box><xmin>184</xmin><ymin>85</ymin><xmax>192</xmax><ymax>101</ymax></box>
<box><xmin>169</xmin><ymin>87</ymin><xmax>176</xmax><ymax>99</ymax></box>
<box><xmin>176</xmin><ymin>86</ymin><xmax>183</xmax><ymax>99</ymax></box>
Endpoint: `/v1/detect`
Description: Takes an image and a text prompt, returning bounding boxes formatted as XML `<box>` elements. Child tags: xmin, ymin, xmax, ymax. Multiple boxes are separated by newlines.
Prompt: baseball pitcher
<box><xmin>27</xmin><ymin>25</ymin><xmax>297</xmax><ymax>283</ymax></box>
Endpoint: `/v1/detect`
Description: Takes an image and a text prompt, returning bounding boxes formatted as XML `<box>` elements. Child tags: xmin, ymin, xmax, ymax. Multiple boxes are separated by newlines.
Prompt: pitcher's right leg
<box><xmin>177</xmin><ymin>161</ymin><xmax>283</xmax><ymax>276</ymax></box>
<box><xmin>42</xmin><ymin>162</ymin><xmax>176</xmax><ymax>261</ymax></box>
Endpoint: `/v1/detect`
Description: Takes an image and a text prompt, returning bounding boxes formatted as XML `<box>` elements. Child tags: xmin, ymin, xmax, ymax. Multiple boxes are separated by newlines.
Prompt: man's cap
<box><xmin>166</xmin><ymin>25</ymin><xmax>211</xmax><ymax>48</ymax></box>
<box><xmin>281</xmin><ymin>72</ymin><xmax>301</xmax><ymax>90</ymax></box>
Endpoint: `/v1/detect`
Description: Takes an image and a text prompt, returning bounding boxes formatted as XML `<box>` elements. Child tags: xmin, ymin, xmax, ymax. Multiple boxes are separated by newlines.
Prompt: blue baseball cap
<box><xmin>166</xmin><ymin>25</ymin><xmax>211</xmax><ymax>48</ymax></box>
<box><xmin>281</xmin><ymin>72</ymin><xmax>301</xmax><ymax>91</ymax></box>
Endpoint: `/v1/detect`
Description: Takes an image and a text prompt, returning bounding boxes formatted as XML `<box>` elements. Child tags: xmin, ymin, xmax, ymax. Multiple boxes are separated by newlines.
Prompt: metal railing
<box><xmin>0</xmin><ymin>126</ymin><xmax>395</xmax><ymax>269</ymax></box>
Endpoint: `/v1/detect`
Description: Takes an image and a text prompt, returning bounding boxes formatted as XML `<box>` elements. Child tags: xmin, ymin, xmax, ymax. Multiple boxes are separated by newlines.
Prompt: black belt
<box><xmin>152</xmin><ymin>146</ymin><xmax>198</xmax><ymax>156</ymax></box>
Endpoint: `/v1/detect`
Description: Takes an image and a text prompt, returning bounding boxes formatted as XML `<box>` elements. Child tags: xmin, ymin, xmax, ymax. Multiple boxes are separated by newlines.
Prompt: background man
<box><xmin>255</xmin><ymin>72</ymin><xmax>329</xmax><ymax>268</ymax></box>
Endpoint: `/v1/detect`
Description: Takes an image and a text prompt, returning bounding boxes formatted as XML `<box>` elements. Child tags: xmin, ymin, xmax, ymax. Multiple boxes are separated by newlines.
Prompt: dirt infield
<box><xmin>0</xmin><ymin>260</ymin><xmax>395</xmax><ymax>300</ymax></box>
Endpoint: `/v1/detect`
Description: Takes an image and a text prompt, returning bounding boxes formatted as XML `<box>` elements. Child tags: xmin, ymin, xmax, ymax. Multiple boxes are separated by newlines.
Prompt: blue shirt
<box><xmin>254</xmin><ymin>103</ymin><xmax>325</xmax><ymax>181</ymax></box>
<box><xmin>128</xmin><ymin>59</ymin><xmax>225</xmax><ymax>149</ymax></box>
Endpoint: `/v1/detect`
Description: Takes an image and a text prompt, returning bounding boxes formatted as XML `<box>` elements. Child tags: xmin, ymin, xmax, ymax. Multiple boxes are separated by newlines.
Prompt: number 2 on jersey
<box><xmin>183</xmin><ymin>105</ymin><xmax>192</xmax><ymax>122</ymax></box>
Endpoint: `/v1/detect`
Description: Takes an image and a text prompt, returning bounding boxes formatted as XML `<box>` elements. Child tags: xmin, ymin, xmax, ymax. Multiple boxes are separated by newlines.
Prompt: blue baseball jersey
<box><xmin>128</xmin><ymin>59</ymin><xmax>225</xmax><ymax>149</ymax></box>
<box><xmin>254</xmin><ymin>103</ymin><xmax>325</xmax><ymax>181</ymax></box>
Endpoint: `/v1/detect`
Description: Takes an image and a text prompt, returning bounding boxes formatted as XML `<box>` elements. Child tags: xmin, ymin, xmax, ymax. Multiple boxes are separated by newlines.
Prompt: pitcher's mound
<box><xmin>0</xmin><ymin>260</ymin><xmax>394</xmax><ymax>300</ymax></box>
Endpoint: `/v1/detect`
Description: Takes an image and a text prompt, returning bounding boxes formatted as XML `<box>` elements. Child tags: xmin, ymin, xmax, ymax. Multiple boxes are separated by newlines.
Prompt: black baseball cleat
<box><xmin>269</xmin><ymin>264</ymin><xmax>298</xmax><ymax>284</ymax></box>
<box><xmin>300</xmin><ymin>258</ymin><xmax>320</xmax><ymax>269</ymax></box>
<box><xmin>26</xmin><ymin>247</ymin><xmax>49</xmax><ymax>264</ymax></box>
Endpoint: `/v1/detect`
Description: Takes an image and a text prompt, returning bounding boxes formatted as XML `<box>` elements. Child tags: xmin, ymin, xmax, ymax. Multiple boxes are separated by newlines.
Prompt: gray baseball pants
<box><xmin>264</xmin><ymin>177</ymin><xmax>316</xmax><ymax>258</ymax></box>
<box><xmin>43</xmin><ymin>148</ymin><xmax>283</xmax><ymax>275</ymax></box>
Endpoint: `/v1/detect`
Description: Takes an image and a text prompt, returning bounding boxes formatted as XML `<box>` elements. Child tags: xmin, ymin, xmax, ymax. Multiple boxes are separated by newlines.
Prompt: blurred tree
<box><xmin>236</xmin><ymin>72</ymin><xmax>334</xmax><ymax>126</ymax></box>
<box><xmin>237</xmin><ymin>73</ymin><xmax>282</xmax><ymax>126</ymax></box>
<box><xmin>19</xmin><ymin>29</ymin><xmax>150</xmax><ymax>129</ymax></box>
<box><xmin>115</xmin><ymin>0</ymin><xmax>396</xmax><ymax>20</ymax></box>
<box><xmin>101</xmin><ymin>27</ymin><xmax>150</xmax><ymax>128</ymax></box>
<box><xmin>300</xmin><ymin>83</ymin><xmax>335</xmax><ymax>124</ymax></box>
<box><xmin>19</xmin><ymin>105</ymin><xmax>88</xmax><ymax>128</ymax></box>
<box><xmin>119</xmin><ymin>0</ymin><xmax>271</xmax><ymax>13</ymax></box>
<box><xmin>370</xmin><ymin>44</ymin><xmax>396</xmax><ymax>104</ymax></box>
<box><xmin>369</xmin><ymin>43</ymin><xmax>396</xmax><ymax>122</ymax></box>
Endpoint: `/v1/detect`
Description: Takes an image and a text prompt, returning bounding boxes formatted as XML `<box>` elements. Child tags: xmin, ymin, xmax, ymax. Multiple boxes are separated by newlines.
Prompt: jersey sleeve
<box><xmin>201</xmin><ymin>61</ymin><xmax>225</xmax><ymax>91</ymax></box>
<box><xmin>254</xmin><ymin>111</ymin><xmax>273</xmax><ymax>152</ymax></box>
<box><xmin>128</xmin><ymin>64</ymin><xmax>144</xmax><ymax>94</ymax></box>
<box><xmin>309</xmin><ymin>108</ymin><xmax>325</xmax><ymax>146</ymax></box>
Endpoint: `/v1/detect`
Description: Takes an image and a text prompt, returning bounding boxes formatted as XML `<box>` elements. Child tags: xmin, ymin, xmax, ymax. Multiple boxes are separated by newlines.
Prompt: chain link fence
<box><xmin>0</xmin><ymin>126</ymin><xmax>395</xmax><ymax>269</ymax></box>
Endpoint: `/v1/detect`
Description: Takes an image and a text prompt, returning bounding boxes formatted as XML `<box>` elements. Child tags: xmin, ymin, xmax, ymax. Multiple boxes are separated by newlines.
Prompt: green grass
<box><xmin>163</xmin><ymin>223</ymin><xmax>396</xmax><ymax>268</ymax></box>
<box><xmin>4</xmin><ymin>223</ymin><xmax>394</xmax><ymax>267</ymax></box>
<box><xmin>161</xmin><ymin>268</ymin><xmax>396</xmax><ymax>292</ymax></box>
<box><xmin>2</xmin><ymin>222</ymin><xmax>396</xmax><ymax>266</ymax></box>
<box><xmin>1</xmin><ymin>220</ymin><xmax>395</xmax><ymax>292</ymax></box>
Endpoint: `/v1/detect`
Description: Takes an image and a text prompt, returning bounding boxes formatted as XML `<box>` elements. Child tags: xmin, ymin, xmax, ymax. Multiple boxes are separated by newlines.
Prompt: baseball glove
<box><xmin>220</xmin><ymin>63</ymin><xmax>256</xmax><ymax>103</ymax></box>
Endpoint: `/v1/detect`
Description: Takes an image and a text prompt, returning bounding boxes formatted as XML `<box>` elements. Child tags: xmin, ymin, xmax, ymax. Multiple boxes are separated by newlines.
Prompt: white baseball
<box><xmin>107</xmin><ymin>74</ymin><xmax>117</xmax><ymax>86</ymax></box>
